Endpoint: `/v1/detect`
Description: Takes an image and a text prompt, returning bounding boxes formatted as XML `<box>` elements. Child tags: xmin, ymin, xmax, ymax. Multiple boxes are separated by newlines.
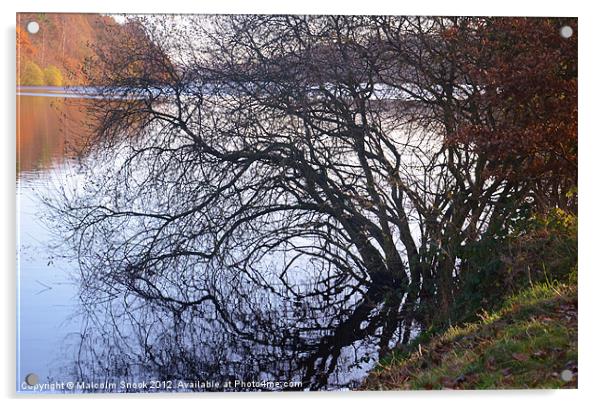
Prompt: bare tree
<box><xmin>48</xmin><ymin>15</ymin><xmax>576</xmax><ymax>389</ymax></box>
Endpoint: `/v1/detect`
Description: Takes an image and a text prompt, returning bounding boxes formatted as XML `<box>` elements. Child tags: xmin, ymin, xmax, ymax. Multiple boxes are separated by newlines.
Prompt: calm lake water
<box><xmin>17</xmin><ymin>88</ymin><xmax>87</xmax><ymax>392</ymax></box>
<box><xmin>16</xmin><ymin>87</ymin><xmax>410</xmax><ymax>393</ymax></box>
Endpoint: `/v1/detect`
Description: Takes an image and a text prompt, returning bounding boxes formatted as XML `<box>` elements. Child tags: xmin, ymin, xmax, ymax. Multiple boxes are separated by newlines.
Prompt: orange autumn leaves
<box><xmin>16</xmin><ymin>13</ymin><xmax>165</xmax><ymax>87</ymax></box>
<box><xmin>16</xmin><ymin>15</ymin><xmax>85</xmax><ymax>86</ymax></box>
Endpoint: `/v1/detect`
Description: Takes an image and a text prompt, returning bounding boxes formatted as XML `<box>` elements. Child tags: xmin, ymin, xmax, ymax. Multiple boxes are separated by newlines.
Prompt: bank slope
<box><xmin>362</xmin><ymin>282</ymin><xmax>577</xmax><ymax>390</ymax></box>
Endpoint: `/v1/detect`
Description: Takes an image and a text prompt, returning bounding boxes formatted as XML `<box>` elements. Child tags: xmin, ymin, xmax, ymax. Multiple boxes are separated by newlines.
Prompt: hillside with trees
<box><xmin>17</xmin><ymin>13</ymin><xmax>147</xmax><ymax>86</ymax></box>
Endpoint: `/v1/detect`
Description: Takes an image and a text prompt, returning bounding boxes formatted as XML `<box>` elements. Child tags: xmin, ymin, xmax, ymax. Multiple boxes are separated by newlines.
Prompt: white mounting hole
<box><xmin>26</xmin><ymin>21</ymin><xmax>40</xmax><ymax>34</ymax></box>
<box><xmin>560</xmin><ymin>369</ymin><xmax>574</xmax><ymax>382</ymax></box>
<box><xmin>25</xmin><ymin>373</ymin><xmax>39</xmax><ymax>386</ymax></box>
<box><xmin>560</xmin><ymin>25</ymin><xmax>573</xmax><ymax>39</ymax></box>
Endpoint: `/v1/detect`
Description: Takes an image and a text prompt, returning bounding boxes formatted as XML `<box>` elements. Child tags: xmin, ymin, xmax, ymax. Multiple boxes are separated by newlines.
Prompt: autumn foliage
<box><xmin>19</xmin><ymin>60</ymin><xmax>44</xmax><ymax>86</ymax></box>
<box><xmin>446</xmin><ymin>18</ymin><xmax>577</xmax><ymax>210</ymax></box>
<box><xmin>16</xmin><ymin>13</ymin><xmax>158</xmax><ymax>86</ymax></box>
<box><xmin>43</xmin><ymin>65</ymin><xmax>64</xmax><ymax>86</ymax></box>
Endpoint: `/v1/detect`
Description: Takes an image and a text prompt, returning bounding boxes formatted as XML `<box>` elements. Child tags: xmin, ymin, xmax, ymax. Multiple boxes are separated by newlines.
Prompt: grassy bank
<box><xmin>362</xmin><ymin>280</ymin><xmax>578</xmax><ymax>390</ymax></box>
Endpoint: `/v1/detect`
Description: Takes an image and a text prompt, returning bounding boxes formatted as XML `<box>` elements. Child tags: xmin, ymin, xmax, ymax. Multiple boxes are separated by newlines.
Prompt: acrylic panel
<box><xmin>16</xmin><ymin>13</ymin><xmax>578</xmax><ymax>393</ymax></box>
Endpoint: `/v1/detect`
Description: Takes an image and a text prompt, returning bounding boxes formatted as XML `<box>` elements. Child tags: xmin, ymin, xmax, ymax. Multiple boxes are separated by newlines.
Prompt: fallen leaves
<box><xmin>361</xmin><ymin>283</ymin><xmax>577</xmax><ymax>391</ymax></box>
<box><xmin>512</xmin><ymin>352</ymin><xmax>530</xmax><ymax>362</ymax></box>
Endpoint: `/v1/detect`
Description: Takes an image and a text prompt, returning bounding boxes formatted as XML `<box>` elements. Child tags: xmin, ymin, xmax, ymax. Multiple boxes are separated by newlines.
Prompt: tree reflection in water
<box><xmin>48</xmin><ymin>123</ymin><xmax>415</xmax><ymax>390</ymax></box>
<box><xmin>29</xmin><ymin>14</ymin><xmax>578</xmax><ymax>392</ymax></box>
<box><xmin>46</xmin><ymin>15</ymin><xmax>459</xmax><ymax>391</ymax></box>
<box><xmin>66</xmin><ymin>263</ymin><xmax>408</xmax><ymax>391</ymax></box>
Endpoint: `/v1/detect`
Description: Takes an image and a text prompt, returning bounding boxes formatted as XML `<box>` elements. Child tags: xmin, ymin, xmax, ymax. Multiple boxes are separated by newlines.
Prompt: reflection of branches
<box><xmin>45</xmin><ymin>15</ymin><xmax>563</xmax><ymax>390</ymax></box>
<box><xmin>61</xmin><ymin>258</ymin><xmax>406</xmax><ymax>391</ymax></box>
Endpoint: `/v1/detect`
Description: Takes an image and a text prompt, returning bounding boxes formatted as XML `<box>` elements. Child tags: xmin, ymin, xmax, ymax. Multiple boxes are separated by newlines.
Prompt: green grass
<box><xmin>362</xmin><ymin>281</ymin><xmax>577</xmax><ymax>390</ymax></box>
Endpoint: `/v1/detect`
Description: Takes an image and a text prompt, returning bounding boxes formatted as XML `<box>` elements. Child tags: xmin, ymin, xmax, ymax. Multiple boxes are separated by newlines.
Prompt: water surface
<box><xmin>16</xmin><ymin>87</ymin><xmax>410</xmax><ymax>392</ymax></box>
<box><xmin>17</xmin><ymin>89</ymin><xmax>88</xmax><ymax>391</ymax></box>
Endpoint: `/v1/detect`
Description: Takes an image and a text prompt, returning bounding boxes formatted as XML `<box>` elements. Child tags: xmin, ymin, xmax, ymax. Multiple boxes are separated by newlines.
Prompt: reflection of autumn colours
<box><xmin>17</xmin><ymin>95</ymin><xmax>91</xmax><ymax>174</ymax></box>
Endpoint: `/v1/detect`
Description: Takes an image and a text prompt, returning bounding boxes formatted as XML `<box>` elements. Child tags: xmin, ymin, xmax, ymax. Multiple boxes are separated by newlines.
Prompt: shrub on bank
<box><xmin>19</xmin><ymin>60</ymin><xmax>44</xmax><ymax>86</ymax></box>
<box><xmin>454</xmin><ymin>209</ymin><xmax>576</xmax><ymax>327</ymax></box>
<box><xmin>43</xmin><ymin>65</ymin><xmax>63</xmax><ymax>86</ymax></box>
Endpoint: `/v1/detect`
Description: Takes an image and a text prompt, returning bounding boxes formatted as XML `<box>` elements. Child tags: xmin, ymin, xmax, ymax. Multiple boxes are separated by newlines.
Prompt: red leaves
<box><xmin>445</xmin><ymin>18</ymin><xmax>577</xmax><ymax>207</ymax></box>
